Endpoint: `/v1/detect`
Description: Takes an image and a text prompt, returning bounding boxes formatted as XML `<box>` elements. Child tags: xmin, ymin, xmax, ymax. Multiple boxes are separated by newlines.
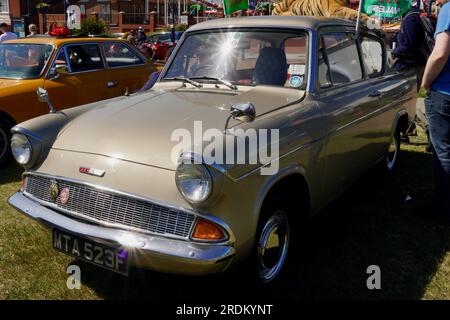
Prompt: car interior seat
<box><xmin>253</xmin><ymin>47</ymin><xmax>287</xmax><ymax>86</ymax></box>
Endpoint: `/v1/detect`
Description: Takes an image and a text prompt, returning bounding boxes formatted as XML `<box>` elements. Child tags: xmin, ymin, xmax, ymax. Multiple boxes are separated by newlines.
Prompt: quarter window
<box><xmin>360</xmin><ymin>37</ymin><xmax>384</xmax><ymax>77</ymax></box>
<box><xmin>319</xmin><ymin>33</ymin><xmax>363</xmax><ymax>87</ymax></box>
<box><xmin>65</xmin><ymin>44</ymin><xmax>104</xmax><ymax>73</ymax></box>
<box><xmin>102</xmin><ymin>42</ymin><xmax>144</xmax><ymax>67</ymax></box>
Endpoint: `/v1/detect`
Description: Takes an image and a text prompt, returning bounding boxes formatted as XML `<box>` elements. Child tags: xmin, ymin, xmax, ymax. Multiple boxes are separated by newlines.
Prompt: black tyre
<box><xmin>0</xmin><ymin>117</ymin><xmax>12</xmax><ymax>166</ymax></box>
<box><xmin>386</xmin><ymin>127</ymin><xmax>401</xmax><ymax>172</ymax></box>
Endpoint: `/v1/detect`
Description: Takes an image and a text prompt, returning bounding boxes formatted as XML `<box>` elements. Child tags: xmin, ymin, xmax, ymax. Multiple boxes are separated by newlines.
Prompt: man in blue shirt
<box><xmin>422</xmin><ymin>0</ymin><xmax>450</xmax><ymax>223</ymax></box>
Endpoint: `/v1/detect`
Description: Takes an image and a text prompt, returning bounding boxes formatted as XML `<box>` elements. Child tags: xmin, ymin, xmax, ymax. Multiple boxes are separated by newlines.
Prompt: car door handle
<box><xmin>368</xmin><ymin>90</ymin><xmax>382</xmax><ymax>98</ymax></box>
<box><xmin>107</xmin><ymin>81</ymin><xmax>117</xmax><ymax>88</ymax></box>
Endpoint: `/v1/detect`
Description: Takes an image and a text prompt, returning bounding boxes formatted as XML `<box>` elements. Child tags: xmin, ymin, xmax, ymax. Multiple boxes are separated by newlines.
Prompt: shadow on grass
<box><xmin>73</xmin><ymin>148</ymin><xmax>449</xmax><ymax>300</ymax></box>
<box><xmin>0</xmin><ymin>161</ymin><xmax>22</xmax><ymax>185</ymax></box>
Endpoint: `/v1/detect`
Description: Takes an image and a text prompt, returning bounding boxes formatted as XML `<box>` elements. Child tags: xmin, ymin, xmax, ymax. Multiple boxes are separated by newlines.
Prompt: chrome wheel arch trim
<box><xmin>256</xmin><ymin>210</ymin><xmax>290</xmax><ymax>283</ymax></box>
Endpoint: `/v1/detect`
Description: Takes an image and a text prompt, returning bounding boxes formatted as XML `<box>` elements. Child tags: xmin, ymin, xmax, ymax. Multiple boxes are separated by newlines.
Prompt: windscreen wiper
<box><xmin>189</xmin><ymin>76</ymin><xmax>237</xmax><ymax>90</ymax></box>
<box><xmin>162</xmin><ymin>77</ymin><xmax>202</xmax><ymax>88</ymax></box>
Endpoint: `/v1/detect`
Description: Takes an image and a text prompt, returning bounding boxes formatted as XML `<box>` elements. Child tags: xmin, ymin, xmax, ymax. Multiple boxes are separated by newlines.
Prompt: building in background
<box><xmin>0</xmin><ymin>0</ymin><xmax>11</xmax><ymax>26</ymax></box>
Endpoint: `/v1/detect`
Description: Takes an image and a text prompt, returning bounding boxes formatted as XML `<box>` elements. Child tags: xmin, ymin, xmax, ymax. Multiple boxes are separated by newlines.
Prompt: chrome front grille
<box><xmin>24</xmin><ymin>174</ymin><xmax>195</xmax><ymax>238</ymax></box>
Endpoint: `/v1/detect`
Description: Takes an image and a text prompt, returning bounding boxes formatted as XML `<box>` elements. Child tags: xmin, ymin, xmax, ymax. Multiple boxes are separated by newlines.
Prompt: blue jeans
<box><xmin>425</xmin><ymin>90</ymin><xmax>450</xmax><ymax>220</ymax></box>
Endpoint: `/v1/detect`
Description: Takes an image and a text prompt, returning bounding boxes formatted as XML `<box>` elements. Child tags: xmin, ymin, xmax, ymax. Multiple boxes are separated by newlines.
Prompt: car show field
<box><xmin>1</xmin><ymin>130</ymin><xmax>449</xmax><ymax>300</ymax></box>
<box><xmin>0</xmin><ymin>0</ymin><xmax>449</xmax><ymax>305</ymax></box>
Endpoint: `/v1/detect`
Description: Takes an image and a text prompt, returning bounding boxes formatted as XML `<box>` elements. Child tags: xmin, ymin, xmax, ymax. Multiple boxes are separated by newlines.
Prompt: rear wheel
<box><xmin>0</xmin><ymin>117</ymin><xmax>12</xmax><ymax>166</ymax></box>
<box><xmin>386</xmin><ymin>127</ymin><xmax>401</xmax><ymax>172</ymax></box>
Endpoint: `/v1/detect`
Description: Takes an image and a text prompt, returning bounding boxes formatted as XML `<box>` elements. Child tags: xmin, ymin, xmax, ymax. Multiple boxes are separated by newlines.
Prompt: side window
<box><xmin>65</xmin><ymin>44</ymin><xmax>104</xmax><ymax>73</ymax></box>
<box><xmin>360</xmin><ymin>37</ymin><xmax>384</xmax><ymax>77</ymax></box>
<box><xmin>102</xmin><ymin>42</ymin><xmax>145</xmax><ymax>67</ymax></box>
<box><xmin>284</xmin><ymin>36</ymin><xmax>307</xmax><ymax>88</ymax></box>
<box><xmin>319</xmin><ymin>33</ymin><xmax>363</xmax><ymax>87</ymax></box>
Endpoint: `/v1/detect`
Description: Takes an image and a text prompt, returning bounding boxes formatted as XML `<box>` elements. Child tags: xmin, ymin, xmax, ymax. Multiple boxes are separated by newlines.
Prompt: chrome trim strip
<box><xmin>332</xmin><ymin>97</ymin><xmax>410</xmax><ymax>135</ymax></box>
<box><xmin>235</xmin><ymin>135</ymin><xmax>325</xmax><ymax>181</ymax></box>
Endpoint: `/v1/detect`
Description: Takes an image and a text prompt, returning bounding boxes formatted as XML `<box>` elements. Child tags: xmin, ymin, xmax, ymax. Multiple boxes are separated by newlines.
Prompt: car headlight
<box><xmin>11</xmin><ymin>134</ymin><xmax>32</xmax><ymax>165</ymax></box>
<box><xmin>175</xmin><ymin>163</ymin><xmax>212</xmax><ymax>204</ymax></box>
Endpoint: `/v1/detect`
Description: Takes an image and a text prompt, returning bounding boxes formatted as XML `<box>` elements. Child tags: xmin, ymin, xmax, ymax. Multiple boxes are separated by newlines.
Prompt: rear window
<box><xmin>102</xmin><ymin>42</ymin><xmax>145</xmax><ymax>67</ymax></box>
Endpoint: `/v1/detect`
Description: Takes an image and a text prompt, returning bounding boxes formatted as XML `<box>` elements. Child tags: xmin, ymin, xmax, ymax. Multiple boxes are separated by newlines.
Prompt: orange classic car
<box><xmin>0</xmin><ymin>36</ymin><xmax>157</xmax><ymax>164</ymax></box>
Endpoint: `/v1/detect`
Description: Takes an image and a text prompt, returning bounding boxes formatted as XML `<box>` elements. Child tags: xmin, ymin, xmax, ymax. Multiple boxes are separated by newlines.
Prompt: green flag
<box><xmin>362</xmin><ymin>0</ymin><xmax>412</xmax><ymax>18</ymax></box>
<box><xmin>223</xmin><ymin>0</ymin><xmax>248</xmax><ymax>15</ymax></box>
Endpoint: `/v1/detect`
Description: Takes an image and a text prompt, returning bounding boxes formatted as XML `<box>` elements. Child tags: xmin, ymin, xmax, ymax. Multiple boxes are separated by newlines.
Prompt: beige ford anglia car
<box><xmin>8</xmin><ymin>17</ymin><xmax>416</xmax><ymax>283</ymax></box>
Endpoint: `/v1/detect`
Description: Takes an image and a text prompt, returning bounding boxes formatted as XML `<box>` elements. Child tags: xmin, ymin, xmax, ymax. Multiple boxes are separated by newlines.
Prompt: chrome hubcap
<box><xmin>0</xmin><ymin>127</ymin><xmax>7</xmax><ymax>161</ymax></box>
<box><xmin>257</xmin><ymin>211</ymin><xmax>289</xmax><ymax>283</ymax></box>
<box><xmin>386</xmin><ymin>134</ymin><xmax>398</xmax><ymax>170</ymax></box>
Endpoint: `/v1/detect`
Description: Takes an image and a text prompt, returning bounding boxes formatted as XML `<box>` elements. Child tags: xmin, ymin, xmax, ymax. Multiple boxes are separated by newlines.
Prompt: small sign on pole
<box><xmin>180</xmin><ymin>15</ymin><xmax>188</xmax><ymax>25</ymax></box>
<box><xmin>66</xmin><ymin>5</ymin><xmax>81</xmax><ymax>30</ymax></box>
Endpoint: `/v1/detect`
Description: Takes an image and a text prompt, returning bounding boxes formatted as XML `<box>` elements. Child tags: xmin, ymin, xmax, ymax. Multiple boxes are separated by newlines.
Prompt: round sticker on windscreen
<box><xmin>289</xmin><ymin>75</ymin><xmax>303</xmax><ymax>88</ymax></box>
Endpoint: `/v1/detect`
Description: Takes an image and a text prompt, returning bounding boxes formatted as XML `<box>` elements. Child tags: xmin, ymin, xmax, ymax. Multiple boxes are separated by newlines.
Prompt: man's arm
<box><xmin>422</xmin><ymin>31</ymin><xmax>450</xmax><ymax>91</ymax></box>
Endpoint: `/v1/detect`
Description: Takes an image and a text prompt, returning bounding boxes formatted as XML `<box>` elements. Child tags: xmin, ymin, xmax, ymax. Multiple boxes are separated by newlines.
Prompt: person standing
<box><xmin>127</xmin><ymin>30</ymin><xmax>138</xmax><ymax>46</ymax></box>
<box><xmin>422</xmin><ymin>0</ymin><xmax>450</xmax><ymax>223</ymax></box>
<box><xmin>137</xmin><ymin>26</ymin><xmax>146</xmax><ymax>44</ymax></box>
<box><xmin>0</xmin><ymin>23</ymin><xmax>18</xmax><ymax>42</ymax></box>
<box><xmin>27</xmin><ymin>24</ymin><xmax>38</xmax><ymax>37</ymax></box>
<box><xmin>392</xmin><ymin>1</ymin><xmax>427</xmax><ymax>91</ymax></box>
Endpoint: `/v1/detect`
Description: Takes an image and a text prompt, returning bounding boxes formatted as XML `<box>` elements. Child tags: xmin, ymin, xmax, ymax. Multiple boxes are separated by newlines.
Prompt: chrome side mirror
<box><xmin>224</xmin><ymin>102</ymin><xmax>256</xmax><ymax>131</ymax></box>
<box><xmin>230</xmin><ymin>102</ymin><xmax>256</xmax><ymax>123</ymax></box>
<box><xmin>36</xmin><ymin>87</ymin><xmax>56</xmax><ymax>113</ymax></box>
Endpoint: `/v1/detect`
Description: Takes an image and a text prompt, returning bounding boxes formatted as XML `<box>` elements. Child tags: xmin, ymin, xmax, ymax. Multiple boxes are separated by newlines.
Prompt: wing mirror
<box><xmin>224</xmin><ymin>102</ymin><xmax>256</xmax><ymax>131</ymax></box>
<box><xmin>231</xmin><ymin>103</ymin><xmax>256</xmax><ymax>122</ymax></box>
<box><xmin>36</xmin><ymin>87</ymin><xmax>56</xmax><ymax>113</ymax></box>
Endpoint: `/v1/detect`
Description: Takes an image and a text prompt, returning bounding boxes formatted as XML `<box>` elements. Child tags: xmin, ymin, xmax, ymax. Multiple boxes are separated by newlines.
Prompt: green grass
<box><xmin>0</xmin><ymin>130</ymin><xmax>449</xmax><ymax>300</ymax></box>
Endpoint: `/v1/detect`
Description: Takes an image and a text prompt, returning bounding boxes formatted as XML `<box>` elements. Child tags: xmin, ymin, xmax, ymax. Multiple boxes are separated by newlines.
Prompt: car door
<box><xmin>317</xmin><ymin>31</ymin><xmax>381</xmax><ymax>197</ymax></box>
<box><xmin>43</xmin><ymin>43</ymin><xmax>107</xmax><ymax>110</ymax></box>
<box><xmin>360</xmin><ymin>35</ymin><xmax>414</xmax><ymax>158</ymax></box>
<box><xmin>101</xmin><ymin>41</ymin><xmax>154</xmax><ymax>98</ymax></box>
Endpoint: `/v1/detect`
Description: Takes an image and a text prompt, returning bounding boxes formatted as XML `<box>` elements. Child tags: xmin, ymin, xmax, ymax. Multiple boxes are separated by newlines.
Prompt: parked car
<box><xmin>143</xmin><ymin>31</ymin><xmax>183</xmax><ymax>62</ymax></box>
<box><xmin>8</xmin><ymin>17</ymin><xmax>416</xmax><ymax>283</ymax></box>
<box><xmin>0</xmin><ymin>36</ymin><xmax>157</xmax><ymax>165</ymax></box>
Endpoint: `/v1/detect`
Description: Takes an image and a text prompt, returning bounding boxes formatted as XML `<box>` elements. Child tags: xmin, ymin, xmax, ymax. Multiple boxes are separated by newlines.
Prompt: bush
<box><xmin>161</xmin><ymin>24</ymin><xmax>189</xmax><ymax>32</ymax></box>
<box><xmin>80</xmin><ymin>18</ymin><xmax>109</xmax><ymax>35</ymax></box>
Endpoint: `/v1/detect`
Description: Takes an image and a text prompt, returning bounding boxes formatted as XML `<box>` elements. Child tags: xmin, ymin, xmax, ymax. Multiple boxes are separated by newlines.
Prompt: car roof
<box><xmin>187</xmin><ymin>16</ymin><xmax>355</xmax><ymax>32</ymax></box>
<box><xmin>3</xmin><ymin>36</ymin><xmax>129</xmax><ymax>46</ymax></box>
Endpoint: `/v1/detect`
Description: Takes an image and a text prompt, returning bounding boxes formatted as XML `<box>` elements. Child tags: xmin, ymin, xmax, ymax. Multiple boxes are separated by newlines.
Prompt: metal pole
<box><xmin>171</xmin><ymin>0</ymin><xmax>175</xmax><ymax>42</ymax></box>
<box><xmin>355</xmin><ymin>0</ymin><xmax>364</xmax><ymax>37</ymax></box>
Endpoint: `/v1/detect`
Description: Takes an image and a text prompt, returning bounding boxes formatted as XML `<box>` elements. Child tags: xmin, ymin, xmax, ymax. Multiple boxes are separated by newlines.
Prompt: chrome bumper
<box><xmin>8</xmin><ymin>192</ymin><xmax>235</xmax><ymax>275</ymax></box>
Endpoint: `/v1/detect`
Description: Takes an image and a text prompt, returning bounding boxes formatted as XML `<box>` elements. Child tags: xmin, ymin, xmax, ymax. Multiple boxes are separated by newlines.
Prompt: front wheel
<box><xmin>255</xmin><ymin>210</ymin><xmax>290</xmax><ymax>283</ymax></box>
<box><xmin>0</xmin><ymin>117</ymin><xmax>12</xmax><ymax>166</ymax></box>
<box><xmin>386</xmin><ymin>128</ymin><xmax>401</xmax><ymax>172</ymax></box>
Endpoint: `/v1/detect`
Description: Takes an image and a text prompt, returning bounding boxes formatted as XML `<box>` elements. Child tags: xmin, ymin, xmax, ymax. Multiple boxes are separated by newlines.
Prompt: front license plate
<box><xmin>52</xmin><ymin>228</ymin><xmax>129</xmax><ymax>275</ymax></box>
